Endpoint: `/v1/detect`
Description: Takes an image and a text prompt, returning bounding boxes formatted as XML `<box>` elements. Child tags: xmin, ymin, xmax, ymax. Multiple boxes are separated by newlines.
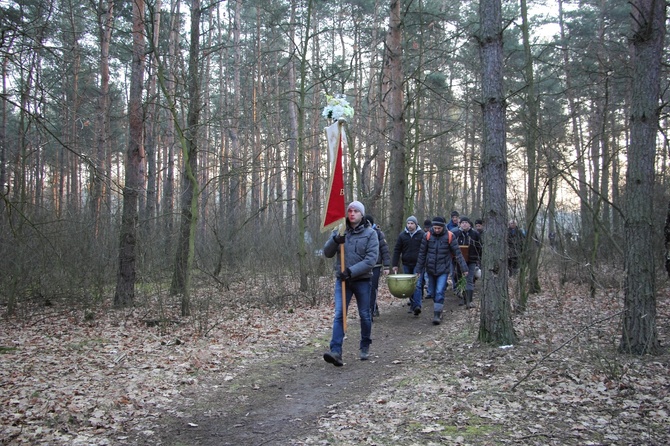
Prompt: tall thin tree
<box><xmin>384</xmin><ymin>0</ymin><xmax>406</xmax><ymax>240</ymax></box>
<box><xmin>114</xmin><ymin>0</ymin><xmax>146</xmax><ymax>307</ymax></box>
<box><xmin>170</xmin><ymin>0</ymin><xmax>202</xmax><ymax>317</ymax></box>
<box><xmin>477</xmin><ymin>0</ymin><xmax>517</xmax><ymax>345</ymax></box>
<box><xmin>619</xmin><ymin>0</ymin><xmax>664</xmax><ymax>355</ymax></box>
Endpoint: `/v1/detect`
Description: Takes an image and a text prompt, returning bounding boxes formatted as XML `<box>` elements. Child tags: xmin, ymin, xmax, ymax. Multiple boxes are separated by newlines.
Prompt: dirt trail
<box><xmin>141</xmin><ymin>296</ymin><xmax>462</xmax><ymax>446</ymax></box>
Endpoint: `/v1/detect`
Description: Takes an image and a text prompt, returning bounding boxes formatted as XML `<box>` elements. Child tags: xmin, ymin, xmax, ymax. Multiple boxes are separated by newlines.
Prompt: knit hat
<box><xmin>475</xmin><ymin>219</ymin><xmax>483</xmax><ymax>225</ymax></box>
<box><xmin>423</xmin><ymin>219</ymin><xmax>432</xmax><ymax>228</ymax></box>
<box><xmin>347</xmin><ymin>200</ymin><xmax>365</xmax><ymax>215</ymax></box>
<box><xmin>451</xmin><ymin>211</ymin><xmax>460</xmax><ymax>217</ymax></box>
<box><xmin>406</xmin><ymin>216</ymin><xmax>418</xmax><ymax>226</ymax></box>
<box><xmin>460</xmin><ymin>216</ymin><xmax>472</xmax><ymax>225</ymax></box>
<box><xmin>431</xmin><ymin>216</ymin><xmax>446</xmax><ymax>227</ymax></box>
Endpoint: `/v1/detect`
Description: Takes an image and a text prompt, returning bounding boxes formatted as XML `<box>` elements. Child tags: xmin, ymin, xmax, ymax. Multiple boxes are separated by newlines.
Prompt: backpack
<box><xmin>425</xmin><ymin>230</ymin><xmax>453</xmax><ymax>244</ymax></box>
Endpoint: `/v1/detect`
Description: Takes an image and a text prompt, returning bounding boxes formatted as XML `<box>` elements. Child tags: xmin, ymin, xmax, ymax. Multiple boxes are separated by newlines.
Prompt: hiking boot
<box><xmin>432</xmin><ymin>311</ymin><xmax>441</xmax><ymax>325</ymax></box>
<box><xmin>413</xmin><ymin>306</ymin><xmax>421</xmax><ymax>316</ymax></box>
<box><xmin>465</xmin><ymin>290</ymin><xmax>475</xmax><ymax>309</ymax></box>
<box><xmin>323</xmin><ymin>351</ymin><xmax>343</xmax><ymax>367</ymax></box>
<box><xmin>360</xmin><ymin>348</ymin><xmax>369</xmax><ymax>361</ymax></box>
<box><xmin>373</xmin><ymin>305</ymin><xmax>380</xmax><ymax>317</ymax></box>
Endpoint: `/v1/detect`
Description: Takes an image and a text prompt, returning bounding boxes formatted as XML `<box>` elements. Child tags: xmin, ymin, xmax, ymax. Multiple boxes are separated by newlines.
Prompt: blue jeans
<box><xmin>330</xmin><ymin>278</ymin><xmax>372</xmax><ymax>354</ymax></box>
<box><xmin>426</xmin><ymin>273</ymin><xmax>449</xmax><ymax>313</ymax></box>
<box><xmin>369</xmin><ymin>266</ymin><xmax>381</xmax><ymax>314</ymax></box>
<box><xmin>406</xmin><ymin>264</ymin><xmax>423</xmax><ymax>310</ymax></box>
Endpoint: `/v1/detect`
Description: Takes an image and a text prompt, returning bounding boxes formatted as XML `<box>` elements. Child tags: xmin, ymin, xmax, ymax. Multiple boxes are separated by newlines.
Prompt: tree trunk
<box><xmin>619</xmin><ymin>0</ymin><xmax>664</xmax><ymax>355</ymax></box>
<box><xmin>385</xmin><ymin>0</ymin><xmax>406</xmax><ymax>241</ymax></box>
<box><xmin>114</xmin><ymin>0</ymin><xmax>146</xmax><ymax>308</ymax></box>
<box><xmin>91</xmin><ymin>0</ymin><xmax>114</xmax><ymax>239</ymax></box>
<box><xmin>291</xmin><ymin>0</ymin><xmax>314</xmax><ymax>292</ymax></box>
<box><xmin>477</xmin><ymin>0</ymin><xmax>517</xmax><ymax>346</ymax></box>
<box><xmin>558</xmin><ymin>0</ymin><xmax>590</xmax><ymax>248</ymax></box>
<box><xmin>518</xmin><ymin>0</ymin><xmax>541</xmax><ymax>312</ymax></box>
<box><xmin>170</xmin><ymin>0</ymin><xmax>202</xmax><ymax>317</ymax></box>
<box><xmin>144</xmin><ymin>0</ymin><xmax>161</xmax><ymax>239</ymax></box>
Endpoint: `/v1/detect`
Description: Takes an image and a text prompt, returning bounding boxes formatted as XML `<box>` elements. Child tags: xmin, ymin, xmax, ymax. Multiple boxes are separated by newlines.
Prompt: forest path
<box><xmin>142</xmin><ymin>294</ymin><xmax>462</xmax><ymax>446</ymax></box>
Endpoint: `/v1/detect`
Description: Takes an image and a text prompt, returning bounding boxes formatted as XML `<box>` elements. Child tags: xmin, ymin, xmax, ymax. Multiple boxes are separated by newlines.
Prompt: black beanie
<box><xmin>431</xmin><ymin>216</ymin><xmax>446</xmax><ymax>227</ymax></box>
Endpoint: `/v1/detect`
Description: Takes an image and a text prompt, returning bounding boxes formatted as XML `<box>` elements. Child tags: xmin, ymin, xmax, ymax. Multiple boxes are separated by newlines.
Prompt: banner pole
<box><xmin>339</xmin><ymin>239</ymin><xmax>347</xmax><ymax>333</ymax></box>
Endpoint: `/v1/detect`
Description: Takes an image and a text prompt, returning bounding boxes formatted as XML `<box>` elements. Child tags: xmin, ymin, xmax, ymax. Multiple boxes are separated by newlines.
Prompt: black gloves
<box><xmin>336</xmin><ymin>268</ymin><xmax>352</xmax><ymax>281</ymax></box>
<box><xmin>332</xmin><ymin>234</ymin><xmax>346</xmax><ymax>244</ymax></box>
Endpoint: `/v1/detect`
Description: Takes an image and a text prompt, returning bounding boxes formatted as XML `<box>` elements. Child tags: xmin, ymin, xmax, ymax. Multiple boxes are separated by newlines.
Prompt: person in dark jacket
<box><xmin>322</xmin><ymin>201</ymin><xmax>379</xmax><ymax>366</ymax></box>
<box><xmin>391</xmin><ymin>216</ymin><xmax>425</xmax><ymax>315</ymax></box>
<box><xmin>452</xmin><ymin>216</ymin><xmax>482</xmax><ymax>309</ymax></box>
<box><xmin>415</xmin><ymin>216</ymin><xmax>469</xmax><ymax>325</ymax></box>
<box><xmin>365</xmin><ymin>215</ymin><xmax>390</xmax><ymax>320</ymax></box>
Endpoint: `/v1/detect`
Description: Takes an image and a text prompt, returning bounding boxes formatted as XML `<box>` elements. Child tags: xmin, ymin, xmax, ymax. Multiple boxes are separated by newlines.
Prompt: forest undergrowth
<box><xmin>0</xmin><ymin>270</ymin><xmax>668</xmax><ymax>445</ymax></box>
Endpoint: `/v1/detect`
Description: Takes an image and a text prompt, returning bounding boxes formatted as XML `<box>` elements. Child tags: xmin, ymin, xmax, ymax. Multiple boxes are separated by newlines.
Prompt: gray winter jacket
<box><xmin>323</xmin><ymin>222</ymin><xmax>379</xmax><ymax>280</ymax></box>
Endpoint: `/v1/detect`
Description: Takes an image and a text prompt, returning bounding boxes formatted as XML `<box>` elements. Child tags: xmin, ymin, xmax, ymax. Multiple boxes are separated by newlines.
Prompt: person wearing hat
<box><xmin>391</xmin><ymin>216</ymin><xmax>425</xmax><ymax>315</ymax></box>
<box><xmin>422</xmin><ymin>219</ymin><xmax>432</xmax><ymax>233</ymax></box>
<box><xmin>452</xmin><ymin>216</ymin><xmax>482</xmax><ymax>309</ymax></box>
<box><xmin>364</xmin><ymin>214</ymin><xmax>391</xmax><ymax>321</ymax></box>
<box><xmin>322</xmin><ymin>200</ymin><xmax>379</xmax><ymax>366</ymax></box>
<box><xmin>415</xmin><ymin>216</ymin><xmax>469</xmax><ymax>325</ymax></box>
<box><xmin>475</xmin><ymin>219</ymin><xmax>484</xmax><ymax>235</ymax></box>
<box><xmin>447</xmin><ymin>211</ymin><xmax>460</xmax><ymax>232</ymax></box>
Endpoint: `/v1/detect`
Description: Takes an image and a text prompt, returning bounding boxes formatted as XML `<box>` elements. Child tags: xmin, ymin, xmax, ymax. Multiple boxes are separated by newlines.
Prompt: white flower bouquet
<box><xmin>322</xmin><ymin>94</ymin><xmax>354</xmax><ymax>121</ymax></box>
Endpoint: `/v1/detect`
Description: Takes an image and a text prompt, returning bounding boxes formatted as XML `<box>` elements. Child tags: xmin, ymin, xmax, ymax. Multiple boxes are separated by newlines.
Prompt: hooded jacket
<box><xmin>414</xmin><ymin>228</ymin><xmax>468</xmax><ymax>275</ymax></box>
<box><xmin>323</xmin><ymin>221</ymin><xmax>379</xmax><ymax>280</ymax></box>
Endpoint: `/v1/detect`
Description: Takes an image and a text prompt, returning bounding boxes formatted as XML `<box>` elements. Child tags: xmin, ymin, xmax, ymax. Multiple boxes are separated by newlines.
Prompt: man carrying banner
<box><xmin>322</xmin><ymin>201</ymin><xmax>378</xmax><ymax>366</ymax></box>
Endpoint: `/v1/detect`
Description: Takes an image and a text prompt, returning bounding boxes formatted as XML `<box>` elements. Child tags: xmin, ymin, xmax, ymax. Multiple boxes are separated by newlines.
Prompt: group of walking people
<box><xmin>321</xmin><ymin>201</ymin><xmax>484</xmax><ymax>367</ymax></box>
<box><xmin>393</xmin><ymin>211</ymin><xmax>482</xmax><ymax>325</ymax></box>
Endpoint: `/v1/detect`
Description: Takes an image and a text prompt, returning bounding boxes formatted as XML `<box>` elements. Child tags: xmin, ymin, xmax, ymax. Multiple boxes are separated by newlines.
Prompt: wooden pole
<box><xmin>339</xmin><ymin>240</ymin><xmax>347</xmax><ymax>333</ymax></box>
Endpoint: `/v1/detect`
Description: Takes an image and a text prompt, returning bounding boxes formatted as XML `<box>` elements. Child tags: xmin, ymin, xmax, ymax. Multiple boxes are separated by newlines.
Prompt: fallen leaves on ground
<box><xmin>1</xmin><ymin>273</ymin><xmax>669</xmax><ymax>445</ymax></box>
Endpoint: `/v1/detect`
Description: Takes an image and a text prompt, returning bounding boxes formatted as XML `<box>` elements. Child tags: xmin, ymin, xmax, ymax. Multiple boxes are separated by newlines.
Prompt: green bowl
<box><xmin>387</xmin><ymin>274</ymin><xmax>417</xmax><ymax>298</ymax></box>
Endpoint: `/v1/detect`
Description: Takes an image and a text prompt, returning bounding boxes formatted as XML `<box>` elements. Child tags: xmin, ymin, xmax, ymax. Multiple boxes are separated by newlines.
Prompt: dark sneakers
<box><xmin>323</xmin><ymin>351</ymin><xmax>343</xmax><ymax>367</ymax></box>
<box><xmin>413</xmin><ymin>307</ymin><xmax>421</xmax><ymax>316</ymax></box>
<box><xmin>432</xmin><ymin>311</ymin><xmax>441</xmax><ymax>325</ymax></box>
<box><xmin>360</xmin><ymin>348</ymin><xmax>369</xmax><ymax>361</ymax></box>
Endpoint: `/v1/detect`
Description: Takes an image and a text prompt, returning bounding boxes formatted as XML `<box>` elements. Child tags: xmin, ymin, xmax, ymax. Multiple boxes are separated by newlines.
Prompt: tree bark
<box><xmin>619</xmin><ymin>0</ymin><xmax>664</xmax><ymax>355</ymax></box>
<box><xmin>518</xmin><ymin>0</ymin><xmax>541</xmax><ymax>311</ymax></box>
<box><xmin>385</xmin><ymin>0</ymin><xmax>406</xmax><ymax>241</ymax></box>
<box><xmin>170</xmin><ymin>0</ymin><xmax>202</xmax><ymax>317</ymax></box>
<box><xmin>114</xmin><ymin>0</ymin><xmax>146</xmax><ymax>308</ymax></box>
<box><xmin>91</xmin><ymin>0</ymin><xmax>114</xmax><ymax>239</ymax></box>
<box><xmin>477</xmin><ymin>0</ymin><xmax>517</xmax><ymax>346</ymax></box>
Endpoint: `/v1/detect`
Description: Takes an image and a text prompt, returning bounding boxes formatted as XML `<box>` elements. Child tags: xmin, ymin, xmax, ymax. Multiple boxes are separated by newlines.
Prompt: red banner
<box><xmin>321</xmin><ymin>122</ymin><xmax>346</xmax><ymax>232</ymax></box>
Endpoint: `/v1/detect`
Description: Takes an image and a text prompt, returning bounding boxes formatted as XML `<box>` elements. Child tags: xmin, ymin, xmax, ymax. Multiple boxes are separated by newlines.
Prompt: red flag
<box><xmin>321</xmin><ymin>121</ymin><xmax>346</xmax><ymax>232</ymax></box>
